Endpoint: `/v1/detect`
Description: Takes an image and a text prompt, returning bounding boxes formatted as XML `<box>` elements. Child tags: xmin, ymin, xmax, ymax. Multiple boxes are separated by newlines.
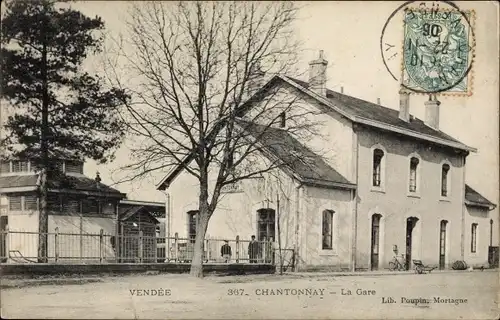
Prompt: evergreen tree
<box><xmin>1</xmin><ymin>0</ymin><xmax>129</xmax><ymax>262</ymax></box>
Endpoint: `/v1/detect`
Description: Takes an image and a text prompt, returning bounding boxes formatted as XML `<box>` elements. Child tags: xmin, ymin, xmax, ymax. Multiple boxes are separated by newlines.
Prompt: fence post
<box><xmin>5</xmin><ymin>225</ymin><xmax>9</xmax><ymax>261</ymax></box>
<box><xmin>154</xmin><ymin>233</ymin><xmax>158</xmax><ymax>263</ymax></box>
<box><xmin>235</xmin><ymin>235</ymin><xmax>240</xmax><ymax>263</ymax></box>
<box><xmin>206</xmin><ymin>238</ymin><xmax>210</xmax><ymax>262</ymax></box>
<box><xmin>54</xmin><ymin>227</ymin><xmax>59</xmax><ymax>263</ymax></box>
<box><xmin>174</xmin><ymin>232</ymin><xmax>179</xmax><ymax>262</ymax></box>
<box><xmin>79</xmin><ymin>216</ymin><xmax>83</xmax><ymax>263</ymax></box>
<box><xmin>119</xmin><ymin>222</ymin><xmax>124</xmax><ymax>263</ymax></box>
<box><xmin>99</xmin><ymin>229</ymin><xmax>103</xmax><ymax>264</ymax></box>
<box><xmin>262</xmin><ymin>238</ymin><xmax>267</xmax><ymax>264</ymax></box>
<box><xmin>138</xmin><ymin>230</ymin><xmax>143</xmax><ymax>263</ymax></box>
<box><xmin>272</xmin><ymin>239</ymin><xmax>276</xmax><ymax>265</ymax></box>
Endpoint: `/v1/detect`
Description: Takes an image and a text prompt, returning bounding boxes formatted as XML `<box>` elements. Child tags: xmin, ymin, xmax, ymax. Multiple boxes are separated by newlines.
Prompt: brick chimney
<box><xmin>308</xmin><ymin>50</ymin><xmax>328</xmax><ymax>96</ymax></box>
<box><xmin>424</xmin><ymin>94</ymin><xmax>440</xmax><ymax>130</ymax></box>
<box><xmin>399</xmin><ymin>91</ymin><xmax>410</xmax><ymax>122</ymax></box>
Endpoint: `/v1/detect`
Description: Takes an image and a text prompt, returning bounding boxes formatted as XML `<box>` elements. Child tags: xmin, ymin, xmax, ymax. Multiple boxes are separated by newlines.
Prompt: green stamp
<box><xmin>402</xmin><ymin>8</ymin><xmax>475</xmax><ymax>95</ymax></box>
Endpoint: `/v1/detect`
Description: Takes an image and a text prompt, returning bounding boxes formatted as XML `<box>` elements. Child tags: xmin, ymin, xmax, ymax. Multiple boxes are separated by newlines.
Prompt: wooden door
<box><xmin>370</xmin><ymin>214</ymin><xmax>381</xmax><ymax>270</ymax></box>
<box><xmin>439</xmin><ymin>220</ymin><xmax>447</xmax><ymax>269</ymax></box>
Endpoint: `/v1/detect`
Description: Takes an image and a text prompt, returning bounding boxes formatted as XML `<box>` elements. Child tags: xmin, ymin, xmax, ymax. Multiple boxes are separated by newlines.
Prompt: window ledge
<box><xmin>370</xmin><ymin>187</ymin><xmax>385</xmax><ymax>194</ymax></box>
<box><xmin>319</xmin><ymin>250</ymin><xmax>338</xmax><ymax>256</ymax></box>
<box><xmin>407</xmin><ymin>192</ymin><xmax>421</xmax><ymax>199</ymax></box>
<box><xmin>439</xmin><ymin>197</ymin><xmax>451</xmax><ymax>202</ymax></box>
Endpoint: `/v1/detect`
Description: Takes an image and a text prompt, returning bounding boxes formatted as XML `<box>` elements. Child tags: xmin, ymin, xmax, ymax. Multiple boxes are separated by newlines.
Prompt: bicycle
<box><xmin>388</xmin><ymin>254</ymin><xmax>408</xmax><ymax>271</ymax></box>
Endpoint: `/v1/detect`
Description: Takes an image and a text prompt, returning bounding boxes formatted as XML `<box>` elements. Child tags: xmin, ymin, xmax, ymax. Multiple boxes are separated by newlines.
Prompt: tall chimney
<box><xmin>246</xmin><ymin>61</ymin><xmax>265</xmax><ymax>98</ymax></box>
<box><xmin>377</xmin><ymin>97</ymin><xmax>381</xmax><ymax>105</ymax></box>
<box><xmin>308</xmin><ymin>50</ymin><xmax>328</xmax><ymax>96</ymax></box>
<box><xmin>424</xmin><ymin>94</ymin><xmax>440</xmax><ymax>130</ymax></box>
<box><xmin>399</xmin><ymin>91</ymin><xmax>410</xmax><ymax>122</ymax></box>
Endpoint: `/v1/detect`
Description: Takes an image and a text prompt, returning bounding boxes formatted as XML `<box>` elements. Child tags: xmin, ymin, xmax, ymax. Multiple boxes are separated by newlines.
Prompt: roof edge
<box><xmin>301</xmin><ymin>179</ymin><xmax>356</xmax><ymax>190</ymax></box>
<box><xmin>0</xmin><ymin>186</ymin><xmax>38</xmax><ymax>193</ymax></box>
<box><xmin>120</xmin><ymin>199</ymin><xmax>165</xmax><ymax>207</ymax></box>
<box><xmin>355</xmin><ymin>117</ymin><xmax>476</xmax><ymax>152</ymax></box>
<box><xmin>48</xmin><ymin>188</ymin><xmax>127</xmax><ymax>199</ymax></box>
<box><xmin>156</xmin><ymin>75</ymin><xmax>286</xmax><ymax>191</ymax></box>
<box><xmin>465</xmin><ymin>199</ymin><xmax>497</xmax><ymax>211</ymax></box>
<box><xmin>282</xmin><ymin>76</ymin><xmax>475</xmax><ymax>153</ymax></box>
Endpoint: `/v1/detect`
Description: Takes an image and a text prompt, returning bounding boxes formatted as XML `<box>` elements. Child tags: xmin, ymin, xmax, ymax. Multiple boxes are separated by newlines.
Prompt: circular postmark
<box><xmin>380</xmin><ymin>1</ymin><xmax>475</xmax><ymax>95</ymax></box>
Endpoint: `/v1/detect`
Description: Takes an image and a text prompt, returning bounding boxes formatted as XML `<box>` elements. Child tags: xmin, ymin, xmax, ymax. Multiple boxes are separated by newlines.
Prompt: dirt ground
<box><xmin>1</xmin><ymin>271</ymin><xmax>498</xmax><ymax>319</ymax></box>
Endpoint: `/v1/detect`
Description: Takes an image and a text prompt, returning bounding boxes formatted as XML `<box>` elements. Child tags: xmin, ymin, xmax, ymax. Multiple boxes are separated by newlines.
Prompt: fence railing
<box><xmin>168</xmin><ymin>233</ymin><xmax>275</xmax><ymax>264</ymax></box>
<box><xmin>0</xmin><ymin>229</ymin><xmax>280</xmax><ymax>265</ymax></box>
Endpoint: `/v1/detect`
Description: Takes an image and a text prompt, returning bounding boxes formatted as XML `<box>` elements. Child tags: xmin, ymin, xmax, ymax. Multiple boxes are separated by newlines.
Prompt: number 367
<box><xmin>227</xmin><ymin>289</ymin><xmax>245</xmax><ymax>295</ymax></box>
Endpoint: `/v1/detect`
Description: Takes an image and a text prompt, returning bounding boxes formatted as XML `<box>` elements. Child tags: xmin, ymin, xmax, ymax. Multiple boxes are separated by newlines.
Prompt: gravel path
<box><xmin>1</xmin><ymin>271</ymin><xmax>497</xmax><ymax>319</ymax></box>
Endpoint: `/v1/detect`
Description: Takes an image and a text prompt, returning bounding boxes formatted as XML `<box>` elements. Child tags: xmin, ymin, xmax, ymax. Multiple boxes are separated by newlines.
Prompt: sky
<box><xmin>68</xmin><ymin>1</ymin><xmax>498</xmax><ymax>215</ymax></box>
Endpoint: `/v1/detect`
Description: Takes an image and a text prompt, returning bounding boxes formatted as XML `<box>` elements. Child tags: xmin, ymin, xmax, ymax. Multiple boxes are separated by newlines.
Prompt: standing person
<box><xmin>248</xmin><ymin>235</ymin><xmax>259</xmax><ymax>263</ymax></box>
<box><xmin>221</xmin><ymin>240</ymin><xmax>232</xmax><ymax>263</ymax></box>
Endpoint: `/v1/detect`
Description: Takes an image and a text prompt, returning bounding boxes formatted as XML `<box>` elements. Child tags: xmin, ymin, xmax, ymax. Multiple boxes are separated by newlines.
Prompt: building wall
<box><xmin>464</xmin><ymin>205</ymin><xmax>493</xmax><ymax>267</ymax></box>
<box><xmin>2</xmin><ymin>192</ymin><xmax>117</xmax><ymax>262</ymax></box>
<box><xmin>167</xmin><ymin>156</ymin><xmax>356</xmax><ymax>269</ymax></box>
<box><xmin>48</xmin><ymin>215</ymin><xmax>116</xmax><ymax>263</ymax></box>
<box><xmin>244</xmin><ymin>84</ymin><xmax>354</xmax><ymax>181</ymax></box>
<box><xmin>299</xmin><ymin>186</ymin><xmax>353</xmax><ymax>271</ymax></box>
<box><xmin>5</xmin><ymin>211</ymin><xmax>39</xmax><ymax>260</ymax></box>
<box><xmin>167</xmin><ymin>159</ymin><xmax>299</xmax><ymax>262</ymax></box>
<box><xmin>355</xmin><ymin>127</ymin><xmax>466</xmax><ymax>270</ymax></box>
<box><xmin>1</xmin><ymin>193</ymin><xmax>39</xmax><ymax>260</ymax></box>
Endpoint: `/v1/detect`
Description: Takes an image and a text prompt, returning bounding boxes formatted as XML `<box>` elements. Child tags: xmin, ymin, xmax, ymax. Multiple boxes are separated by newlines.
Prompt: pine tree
<box><xmin>1</xmin><ymin>0</ymin><xmax>129</xmax><ymax>262</ymax></box>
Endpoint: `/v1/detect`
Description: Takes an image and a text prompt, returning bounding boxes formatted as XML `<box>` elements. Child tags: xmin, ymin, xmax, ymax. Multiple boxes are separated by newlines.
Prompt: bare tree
<box><xmin>104</xmin><ymin>1</ymin><xmax>320</xmax><ymax>277</ymax></box>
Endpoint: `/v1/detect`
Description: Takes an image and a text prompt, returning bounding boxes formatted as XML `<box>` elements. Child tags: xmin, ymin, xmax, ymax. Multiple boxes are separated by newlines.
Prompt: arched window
<box><xmin>372</xmin><ymin>149</ymin><xmax>384</xmax><ymax>187</ymax></box>
<box><xmin>257</xmin><ymin>208</ymin><xmax>275</xmax><ymax>242</ymax></box>
<box><xmin>441</xmin><ymin>164</ymin><xmax>450</xmax><ymax>197</ymax></box>
<box><xmin>322</xmin><ymin>210</ymin><xmax>334</xmax><ymax>250</ymax></box>
<box><xmin>187</xmin><ymin>210</ymin><xmax>198</xmax><ymax>243</ymax></box>
<box><xmin>409</xmin><ymin>157</ymin><xmax>419</xmax><ymax>192</ymax></box>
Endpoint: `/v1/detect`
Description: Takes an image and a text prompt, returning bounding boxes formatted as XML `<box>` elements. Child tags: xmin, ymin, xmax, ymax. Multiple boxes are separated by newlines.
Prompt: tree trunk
<box><xmin>37</xmin><ymin>169</ymin><xmax>48</xmax><ymax>263</ymax></box>
<box><xmin>189</xmin><ymin>204</ymin><xmax>210</xmax><ymax>278</ymax></box>
<box><xmin>37</xmin><ymin>26</ymin><xmax>49</xmax><ymax>263</ymax></box>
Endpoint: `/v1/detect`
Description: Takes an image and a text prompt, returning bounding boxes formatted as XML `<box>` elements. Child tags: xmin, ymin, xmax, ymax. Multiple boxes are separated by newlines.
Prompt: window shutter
<box><xmin>66</xmin><ymin>161</ymin><xmax>83</xmax><ymax>174</ymax></box>
<box><xmin>8</xmin><ymin>196</ymin><xmax>22</xmax><ymax>211</ymax></box>
<box><xmin>24</xmin><ymin>195</ymin><xmax>38</xmax><ymax>211</ymax></box>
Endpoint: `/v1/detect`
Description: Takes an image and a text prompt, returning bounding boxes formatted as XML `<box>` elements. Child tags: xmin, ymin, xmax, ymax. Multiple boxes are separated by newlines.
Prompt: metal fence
<box><xmin>168</xmin><ymin>234</ymin><xmax>275</xmax><ymax>264</ymax></box>
<box><xmin>0</xmin><ymin>229</ymin><xmax>279</xmax><ymax>265</ymax></box>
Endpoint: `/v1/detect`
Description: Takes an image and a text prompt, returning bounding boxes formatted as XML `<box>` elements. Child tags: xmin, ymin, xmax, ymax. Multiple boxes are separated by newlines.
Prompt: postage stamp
<box><xmin>401</xmin><ymin>7</ymin><xmax>476</xmax><ymax>95</ymax></box>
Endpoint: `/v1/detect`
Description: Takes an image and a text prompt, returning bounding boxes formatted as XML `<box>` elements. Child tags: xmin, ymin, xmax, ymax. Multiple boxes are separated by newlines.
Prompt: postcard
<box><xmin>1</xmin><ymin>1</ymin><xmax>498</xmax><ymax>319</ymax></box>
